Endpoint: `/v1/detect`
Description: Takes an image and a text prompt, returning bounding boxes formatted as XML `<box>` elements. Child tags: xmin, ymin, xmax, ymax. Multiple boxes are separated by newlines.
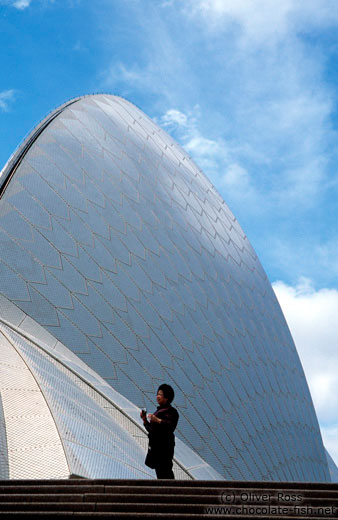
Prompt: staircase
<box><xmin>0</xmin><ymin>479</ymin><xmax>337</xmax><ymax>519</ymax></box>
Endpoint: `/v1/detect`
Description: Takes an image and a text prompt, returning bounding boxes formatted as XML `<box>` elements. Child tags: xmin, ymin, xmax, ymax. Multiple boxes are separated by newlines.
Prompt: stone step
<box><xmin>101</xmin><ymin>484</ymin><xmax>338</xmax><ymax>498</ymax></box>
<box><xmin>0</xmin><ymin>512</ymin><xmax>336</xmax><ymax>520</ymax></box>
<box><xmin>0</xmin><ymin>486</ymin><xmax>105</xmax><ymax>495</ymax></box>
<box><xmin>0</xmin><ymin>502</ymin><xmax>337</xmax><ymax>517</ymax></box>
<box><xmin>0</xmin><ymin>479</ymin><xmax>336</xmax><ymax>520</ymax></box>
<box><xmin>1</xmin><ymin>479</ymin><xmax>337</xmax><ymax>489</ymax></box>
<box><xmin>1</xmin><ymin>484</ymin><xmax>337</xmax><ymax>498</ymax></box>
<box><xmin>0</xmin><ymin>503</ymin><xmax>94</xmax><ymax>512</ymax></box>
<box><xmin>84</xmin><ymin>492</ymin><xmax>338</xmax><ymax>505</ymax></box>
<box><xmin>0</xmin><ymin>494</ymin><xmax>85</xmax><ymax>503</ymax></box>
<box><xmin>98</xmin><ymin>502</ymin><xmax>338</xmax><ymax>514</ymax></box>
<box><xmin>0</xmin><ymin>494</ymin><xmax>336</xmax><ymax>507</ymax></box>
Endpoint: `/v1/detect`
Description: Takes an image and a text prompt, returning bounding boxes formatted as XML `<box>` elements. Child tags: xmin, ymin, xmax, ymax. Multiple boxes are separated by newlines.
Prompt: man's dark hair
<box><xmin>158</xmin><ymin>384</ymin><xmax>175</xmax><ymax>404</ymax></box>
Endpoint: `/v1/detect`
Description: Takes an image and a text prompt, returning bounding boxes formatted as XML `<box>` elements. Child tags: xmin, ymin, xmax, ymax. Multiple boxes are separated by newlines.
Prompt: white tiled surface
<box><xmin>0</xmin><ymin>320</ymin><xmax>195</xmax><ymax>479</ymax></box>
<box><xmin>0</xmin><ymin>94</ymin><xmax>330</xmax><ymax>481</ymax></box>
<box><xmin>0</xmin><ymin>330</ymin><xmax>69</xmax><ymax>479</ymax></box>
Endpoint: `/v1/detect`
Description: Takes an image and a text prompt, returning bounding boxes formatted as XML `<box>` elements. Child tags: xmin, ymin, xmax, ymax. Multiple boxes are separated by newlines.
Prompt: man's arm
<box><xmin>149</xmin><ymin>408</ymin><xmax>179</xmax><ymax>432</ymax></box>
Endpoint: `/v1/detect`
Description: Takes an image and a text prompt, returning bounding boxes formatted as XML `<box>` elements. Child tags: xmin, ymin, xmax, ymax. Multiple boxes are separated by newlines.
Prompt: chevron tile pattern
<box><xmin>0</xmin><ymin>320</ymin><xmax>193</xmax><ymax>480</ymax></box>
<box><xmin>0</xmin><ymin>95</ymin><xmax>330</xmax><ymax>481</ymax></box>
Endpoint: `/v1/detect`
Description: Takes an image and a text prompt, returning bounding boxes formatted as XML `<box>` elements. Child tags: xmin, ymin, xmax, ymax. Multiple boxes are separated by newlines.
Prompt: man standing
<box><xmin>141</xmin><ymin>384</ymin><xmax>179</xmax><ymax>479</ymax></box>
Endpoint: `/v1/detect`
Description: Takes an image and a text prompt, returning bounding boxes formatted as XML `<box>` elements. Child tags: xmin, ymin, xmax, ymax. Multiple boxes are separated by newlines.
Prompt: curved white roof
<box><xmin>0</xmin><ymin>94</ymin><xmax>330</xmax><ymax>481</ymax></box>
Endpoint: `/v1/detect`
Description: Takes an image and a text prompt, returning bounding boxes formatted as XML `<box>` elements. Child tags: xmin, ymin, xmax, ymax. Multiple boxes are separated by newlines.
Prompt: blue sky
<box><xmin>1</xmin><ymin>0</ymin><xmax>337</xmax><ymax>467</ymax></box>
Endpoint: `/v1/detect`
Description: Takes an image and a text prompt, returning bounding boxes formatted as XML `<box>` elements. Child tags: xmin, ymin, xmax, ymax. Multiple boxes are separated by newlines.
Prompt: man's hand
<box><xmin>147</xmin><ymin>413</ymin><xmax>162</xmax><ymax>424</ymax></box>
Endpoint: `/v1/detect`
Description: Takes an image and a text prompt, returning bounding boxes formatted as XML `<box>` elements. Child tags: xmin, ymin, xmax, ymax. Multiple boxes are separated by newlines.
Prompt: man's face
<box><xmin>157</xmin><ymin>389</ymin><xmax>168</xmax><ymax>407</ymax></box>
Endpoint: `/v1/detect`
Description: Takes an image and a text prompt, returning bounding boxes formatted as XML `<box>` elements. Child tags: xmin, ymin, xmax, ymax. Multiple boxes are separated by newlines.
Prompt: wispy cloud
<box><xmin>0</xmin><ymin>90</ymin><xmax>16</xmax><ymax>112</ymax></box>
<box><xmin>0</xmin><ymin>0</ymin><xmax>58</xmax><ymax>9</ymax></box>
<box><xmin>13</xmin><ymin>0</ymin><xmax>31</xmax><ymax>8</ymax></box>
<box><xmin>105</xmin><ymin>62</ymin><xmax>150</xmax><ymax>95</ymax></box>
<box><xmin>101</xmin><ymin>2</ymin><xmax>199</xmax><ymax>109</ymax></box>
<box><xmin>179</xmin><ymin>0</ymin><xmax>338</xmax><ymax>206</ymax></box>
<box><xmin>104</xmin><ymin>0</ymin><xmax>338</xmax><ymax>211</ymax></box>
<box><xmin>157</xmin><ymin>107</ymin><xmax>229</xmax><ymax>174</ymax></box>
<box><xmin>186</xmin><ymin>0</ymin><xmax>338</xmax><ymax>45</ymax></box>
<box><xmin>0</xmin><ymin>0</ymin><xmax>32</xmax><ymax>8</ymax></box>
<box><xmin>273</xmin><ymin>279</ymin><xmax>338</xmax><ymax>465</ymax></box>
<box><xmin>99</xmin><ymin>0</ymin><xmax>338</xmax><ymax>285</ymax></box>
<box><xmin>157</xmin><ymin>107</ymin><xmax>261</xmax><ymax>208</ymax></box>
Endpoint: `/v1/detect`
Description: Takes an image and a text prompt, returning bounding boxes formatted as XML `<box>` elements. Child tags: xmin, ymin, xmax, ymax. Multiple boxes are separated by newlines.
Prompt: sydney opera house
<box><xmin>0</xmin><ymin>94</ymin><xmax>335</xmax><ymax>482</ymax></box>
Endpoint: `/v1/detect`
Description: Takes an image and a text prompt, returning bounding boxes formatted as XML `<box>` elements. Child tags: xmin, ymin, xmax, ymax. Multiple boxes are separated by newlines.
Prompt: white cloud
<box><xmin>273</xmin><ymin>279</ymin><xmax>338</xmax><ymax>465</ymax></box>
<box><xmin>0</xmin><ymin>0</ymin><xmax>31</xmax><ymax>8</ymax></box>
<box><xmin>12</xmin><ymin>0</ymin><xmax>31</xmax><ymax>8</ymax></box>
<box><xmin>101</xmin><ymin>0</ymin><xmax>338</xmax><ymax>215</ymax></box>
<box><xmin>1</xmin><ymin>0</ymin><xmax>58</xmax><ymax>9</ymax></box>
<box><xmin>158</xmin><ymin>107</ymin><xmax>228</xmax><ymax>170</ymax></box>
<box><xmin>0</xmin><ymin>90</ymin><xmax>16</xmax><ymax>112</ymax></box>
<box><xmin>187</xmin><ymin>0</ymin><xmax>338</xmax><ymax>45</ymax></box>
<box><xmin>102</xmin><ymin>7</ymin><xmax>196</xmax><ymax>108</ymax></box>
<box><xmin>172</xmin><ymin>0</ymin><xmax>338</xmax><ymax>212</ymax></box>
<box><xmin>161</xmin><ymin>109</ymin><xmax>189</xmax><ymax>128</ymax></box>
<box><xmin>100</xmin><ymin>0</ymin><xmax>338</xmax><ymax>284</ymax></box>
<box><xmin>104</xmin><ymin>61</ymin><xmax>176</xmax><ymax>104</ymax></box>
<box><xmin>157</xmin><ymin>108</ymin><xmax>261</xmax><ymax>206</ymax></box>
<box><xmin>186</xmin><ymin>0</ymin><xmax>295</xmax><ymax>44</ymax></box>
<box><xmin>220</xmin><ymin>162</ymin><xmax>250</xmax><ymax>190</ymax></box>
<box><xmin>107</xmin><ymin>62</ymin><xmax>144</xmax><ymax>86</ymax></box>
